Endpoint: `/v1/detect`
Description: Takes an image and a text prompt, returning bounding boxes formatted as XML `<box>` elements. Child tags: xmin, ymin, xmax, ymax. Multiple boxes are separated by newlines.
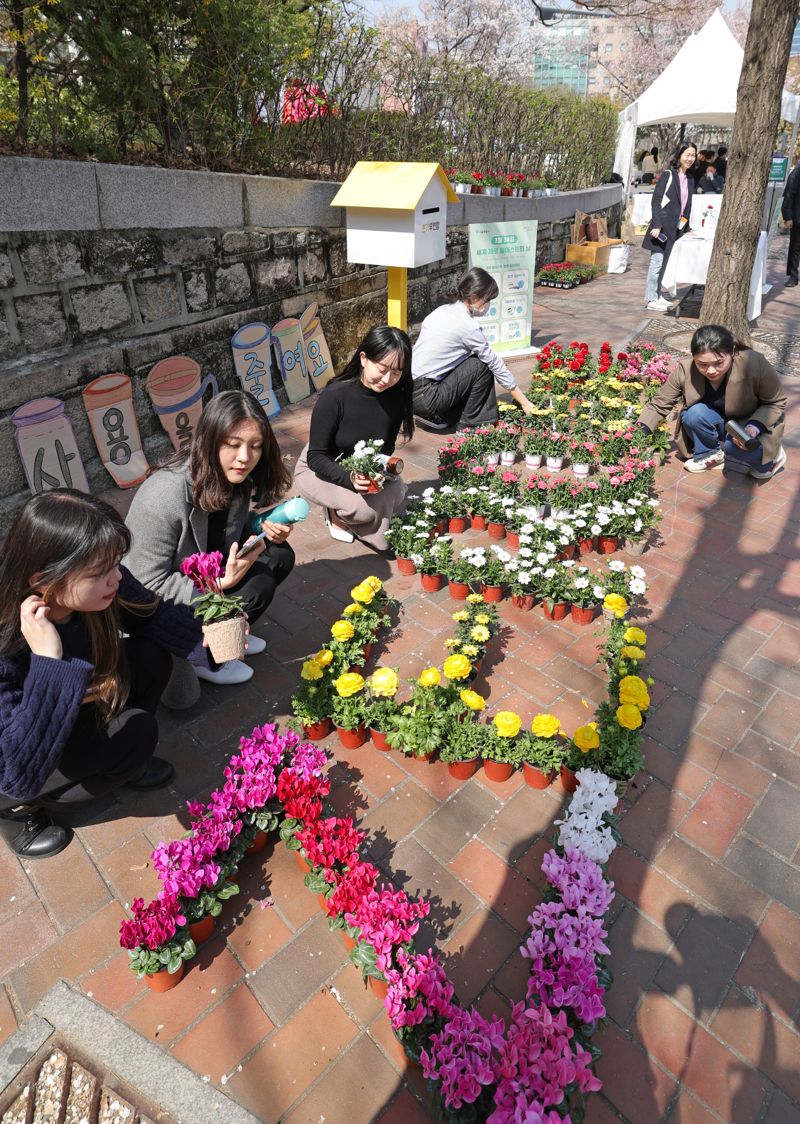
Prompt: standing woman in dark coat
<box><xmin>780</xmin><ymin>161</ymin><xmax>800</xmax><ymax>287</ymax></box>
<box><xmin>642</xmin><ymin>141</ymin><xmax>697</xmax><ymax>312</ymax></box>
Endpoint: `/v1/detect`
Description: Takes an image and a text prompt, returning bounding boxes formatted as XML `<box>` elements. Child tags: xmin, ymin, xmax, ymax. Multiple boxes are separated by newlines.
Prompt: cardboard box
<box><xmin>565</xmin><ymin>239</ymin><xmax>623</xmax><ymax>272</ymax></box>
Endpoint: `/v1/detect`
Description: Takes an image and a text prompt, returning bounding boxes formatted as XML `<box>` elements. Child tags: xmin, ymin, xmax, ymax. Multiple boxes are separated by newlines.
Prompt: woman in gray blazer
<box><xmin>125</xmin><ymin>391</ymin><xmax>294</xmax><ymax>686</ymax></box>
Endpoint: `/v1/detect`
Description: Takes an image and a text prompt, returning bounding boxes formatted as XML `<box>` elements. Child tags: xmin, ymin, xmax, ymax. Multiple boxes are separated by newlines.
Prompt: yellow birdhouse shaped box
<box><xmin>331</xmin><ymin>161</ymin><xmax>458</xmax><ymax>269</ymax></box>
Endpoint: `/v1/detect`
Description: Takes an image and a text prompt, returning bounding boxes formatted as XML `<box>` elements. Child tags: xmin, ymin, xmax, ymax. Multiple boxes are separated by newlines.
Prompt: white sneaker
<box><xmin>646</xmin><ymin>297</ymin><xmax>673</xmax><ymax>312</ymax></box>
<box><xmin>324</xmin><ymin>508</ymin><xmax>355</xmax><ymax>543</ymax></box>
<box><xmin>749</xmin><ymin>446</ymin><xmax>787</xmax><ymax>480</ymax></box>
<box><xmin>195</xmin><ymin>660</ymin><xmax>254</xmax><ymax>685</ymax></box>
<box><xmin>245</xmin><ymin>634</ymin><xmax>267</xmax><ymax>655</ymax></box>
<box><xmin>684</xmin><ymin>449</ymin><xmax>725</xmax><ymax>472</ymax></box>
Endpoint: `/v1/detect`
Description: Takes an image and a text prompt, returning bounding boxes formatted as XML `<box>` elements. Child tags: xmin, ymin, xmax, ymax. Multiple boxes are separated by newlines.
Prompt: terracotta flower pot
<box><xmin>244</xmin><ymin>829</ymin><xmax>269</xmax><ymax>855</ymax></box>
<box><xmin>370</xmin><ymin>728</ymin><xmax>392</xmax><ymax>751</ymax></box>
<box><xmin>523</xmin><ymin>763</ymin><xmax>554</xmax><ymax>789</ymax></box>
<box><xmin>369</xmin><ymin>975</ymin><xmax>389</xmax><ymax>1000</ymax></box>
<box><xmin>342</xmin><ymin>931</ymin><xmax>358</xmax><ymax>954</ymax></box>
<box><xmin>396</xmin><ymin>557</ymin><xmax>416</xmax><ymax>575</ymax></box>
<box><xmin>506</xmin><ymin>530</ymin><xmax>520</xmax><ymax>550</ymax></box>
<box><xmin>448</xmin><ymin>580</ymin><xmax>470</xmax><ymax>600</ymax></box>
<box><xmin>578</xmin><ymin>536</ymin><xmax>596</xmax><ymax>555</ymax></box>
<box><xmin>482</xmin><ymin>759</ymin><xmax>514</xmax><ymax>782</ymax></box>
<box><xmin>317</xmin><ymin>893</ymin><xmax>331</xmax><ymax>914</ymax></box>
<box><xmin>560</xmin><ymin>544</ymin><xmax>577</xmax><ymax>560</ymax></box>
<box><xmin>511</xmin><ymin>593</ymin><xmax>535</xmax><ymax>611</ymax></box>
<box><xmin>293</xmin><ymin>850</ymin><xmax>310</xmax><ymax>873</ymax></box>
<box><xmin>598</xmin><ymin>535</ymin><xmax>619</xmax><ymax>554</ymax></box>
<box><xmin>560</xmin><ymin>764</ymin><xmax>579</xmax><ymax>793</ymax></box>
<box><xmin>570</xmin><ymin>604</ymin><xmax>597</xmax><ymax>625</ymax></box>
<box><xmin>362</xmin><ymin>642</ymin><xmax>374</xmax><ymax>662</ymax></box>
<box><xmin>470</xmin><ymin>514</ymin><xmax>487</xmax><ymax>532</ymax></box>
<box><xmin>487</xmin><ymin>521</ymin><xmax>506</xmax><ymax>540</ymax></box>
<box><xmin>188</xmin><ymin>915</ymin><xmax>215</xmax><ymax>945</ymax></box>
<box><xmin>448</xmin><ymin>516</ymin><xmax>468</xmax><ymax>534</ymax></box>
<box><xmin>542</xmin><ymin>601</ymin><xmax>568</xmax><ymax>621</ymax></box>
<box><xmin>336</xmin><ymin>723</ymin><xmax>368</xmax><ymax>749</ymax></box>
<box><xmin>447</xmin><ymin>759</ymin><xmax>479</xmax><ymax>780</ymax></box>
<box><xmin>436</xmin><ymin>519</ymin><xmax>447</xmax><ymax>535</ymax></box>
<box><xmin>480</xmin><ymin>583</ymin><xmax>504</xmax><ymax>603</ymax></box>
<box><xmin>302</xmin><ymin>717</ymin><xmax>332</xmax><ymax>742</ymax></box>
<box><xmin>145</xmin><ymin>962</ymin><xmax>185</xmax><ymax>992</ymax></box>
<box><xmin>420</xmin><ymin>572</ymin><xmax>444</xmax><ymax>592</ymax></box>
<box><xmin>202</xmin><ymin>614</ymin><xmax>247</xmax><ymax>663</ymax></box>
<box><xmin>365</xmin><ymin>478</ymin><xmax>382</xmax><ymax>494</ymax></box>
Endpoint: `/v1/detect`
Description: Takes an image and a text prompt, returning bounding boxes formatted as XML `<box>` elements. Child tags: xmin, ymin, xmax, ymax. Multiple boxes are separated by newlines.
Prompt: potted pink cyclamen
<box><xmin>181</xmin><ymin>550</ymin><xmax>248</xmax><ymax>662</ymax></box>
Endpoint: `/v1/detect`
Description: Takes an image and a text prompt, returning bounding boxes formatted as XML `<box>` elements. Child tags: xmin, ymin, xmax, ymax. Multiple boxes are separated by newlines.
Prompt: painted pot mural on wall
<box><xmin>82</xmin><ymin>373</ymin><xmax>149</xmax><ymax>489</ymax></box>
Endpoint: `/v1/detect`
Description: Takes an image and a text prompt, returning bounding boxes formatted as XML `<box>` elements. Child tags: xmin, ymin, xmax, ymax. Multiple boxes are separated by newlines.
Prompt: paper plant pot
<box><xmin>202</xmin><ymin>615</ymin><xmax>248</xmax><ymax>663</ymax></box>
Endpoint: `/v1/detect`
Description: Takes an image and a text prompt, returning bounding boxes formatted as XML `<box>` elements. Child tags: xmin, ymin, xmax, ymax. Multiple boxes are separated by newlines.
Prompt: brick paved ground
<box><xmin>1</xmin><ymin>242</ymin><xmax>798</xmax><ymax>1123</ymax></box>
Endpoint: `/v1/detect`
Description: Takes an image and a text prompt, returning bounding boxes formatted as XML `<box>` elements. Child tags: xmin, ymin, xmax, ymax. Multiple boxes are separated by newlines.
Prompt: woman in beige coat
<box><xmin>638</xmin><ymin>325</ymin><xmax>787</xmax><ymax>480</ymax></box>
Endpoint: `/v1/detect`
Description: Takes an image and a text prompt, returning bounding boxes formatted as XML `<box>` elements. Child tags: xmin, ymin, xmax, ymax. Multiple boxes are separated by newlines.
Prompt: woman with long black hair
<box><xmin>642</xmin><ymin>141</ymin><xmax>697</xmax><ymax>312</ymax></box>
<box><xmin>293</xmin><ymin>324</ymin><xmax>413</xmax><ymax>550</ymax></box>
<box><xmin>0</xmin><ymin>490</ymin><xmax>208</xmax><ymax>859</ymax></box>
<box><xmin>412</xmin><ymin>267</ymin><xmax>534</xmax><ymax>430</ymax></box>
<box><xmin>125</xmin><ymin>390</ymin><xmax>294</xmax><ymax>686</ymax></box>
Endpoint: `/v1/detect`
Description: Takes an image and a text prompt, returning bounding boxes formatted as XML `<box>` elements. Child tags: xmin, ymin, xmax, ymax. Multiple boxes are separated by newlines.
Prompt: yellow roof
<box><xmin>330</xmin><ymin>162</ymin><xmax>458</xmax><ymax>209</ymax></box>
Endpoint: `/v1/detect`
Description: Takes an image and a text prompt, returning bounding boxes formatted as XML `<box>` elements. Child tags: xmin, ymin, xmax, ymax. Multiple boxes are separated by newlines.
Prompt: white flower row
<box><xmin>555</xmin><ymin>769</ymin><xmax>619</xmax><ymax>863</ymax></box>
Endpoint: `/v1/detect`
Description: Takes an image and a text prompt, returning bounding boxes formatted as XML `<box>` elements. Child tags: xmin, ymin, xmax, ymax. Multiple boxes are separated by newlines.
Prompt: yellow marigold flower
<box><xmin>603</xmin><ymin>593</ymin><xmax>628</xmax><ymax>618</ymax></box>
<box><xmin>573</xmin><ymin>724</ymin><xmax>600</xmax><ymax>752</ymax></box>
<box><xmin>474</xmin><ymin>613</ymin><xmax>490</xmax><ymax>625</ymax></box>
<box><xmin>624</xmin><ymin>626</ymin><xmax>647</xmax><ymax>646</ymax></box>
<box><xmin>364</xmin><ymin>576</ymin><xmax>383</xmax><ymax>592</ymax></box>
<box><xmin>466</xmin><ymin>593</ymin><xmax>485</xmax><ymax>604</ymax></box>
<box><xmin>335</xmin><ymin>672</ymin><xmax>365</xmax><ymax>698</ymax></box>
<box><xmin>315</xmin><ymin>648</ymin><xmax>334</xmax><ymax>667</ymax></box>
<box><xmin>460</xmin><ymin>689</ymin><xmax>486</xmax><ymax>711</ymax></box>
<box><xmin>531</xmin><ymin>713</ymin><xmax>561</xmax><ymax>739</ymax></box>
<box><xmin>470</xmin><ymin>625</ymin><xmax>490</xmax><ymax>643</ymax></box>
<box><xmin>301</xmin><ymin>659</ymin><xmax>323</xmax><ymax>681</ymax></box>
<box><xmin>621</xmin><ymin>645</ymin><xmax>646</xmax><ymax>661</ymax></box>
<box><xmin>369</xmin><ymin>667</ymin><xmax>398</xmax><ymax>698</ymax></box>
<box><xmin>461</xmin><ymin>644</ymin><xmax>479</xmax><ymax>657</ymax></box>
<box><xmin>331</xmin><ymin>619</ymin><xmax>355</xmax><ymax>642</ymax></box>
<box><xmin>443</xmin><ymin>654</ymin><xmax>472</xmax><ymax>681</ymax></box>
<box><xmin>452</xmin><ymin>610</ymin><xmax>469</xmax><ymax>622</ymax></box>
<box><xmin>444</xmin><ymin>637</ymin><xmax>461</xmax><ymax>649</ymax></box>
<box><xmin>493</xmin><ymin>711</ymin><xmax>522</xmax><ymax>738</ymax></box>
<box><xmin>619</xmin><ymin>674</ymin><xmax>650</xmax><ymax>710</ymax></box>
<box><xmin>342</xmin><ymin>602</ymin><xmax>364</xmax><ymax>616</ymax></box>
<box><xmin>418</xmin><ymin>667</ymin><xmax>441</xmax><ymax>688</ymax></box>
<box><xmin>350</xmin><ymin>583</ymin><xmax>375</xmax><ymax>604</ymax></box>
<box><xmin>616</xmin><ymin>703</ymin><xmax>643</xmax><ymax>730</ymax></box>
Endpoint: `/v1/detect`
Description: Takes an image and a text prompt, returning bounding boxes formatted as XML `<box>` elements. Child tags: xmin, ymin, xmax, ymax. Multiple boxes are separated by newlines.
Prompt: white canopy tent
<box><xmin>613</xmin><ymin>8</ymin><xmax>800</xmax><ymax>191</ymax></box>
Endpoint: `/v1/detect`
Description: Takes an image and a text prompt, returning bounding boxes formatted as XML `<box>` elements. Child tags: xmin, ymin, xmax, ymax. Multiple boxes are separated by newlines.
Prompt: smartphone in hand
<box><xmin>236</xmin><ymin>532</ymin><xmax>268</xmax><ymax>559</ymax></box>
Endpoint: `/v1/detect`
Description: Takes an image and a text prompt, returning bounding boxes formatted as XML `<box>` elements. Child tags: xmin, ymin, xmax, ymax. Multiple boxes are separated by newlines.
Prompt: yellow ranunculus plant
<box><xmin>330</xmin><ymin>619</ymin><xmax>355</xmax><ymax>642</ymax></box>
<box><xmin>369</xmin><ymin>667</ymin><xmax>399</xmax><ymax>698</ymax></box>
<box><xmin>531</xmin><ymin>713</ymin><xmax>561</xmax><ymax>739</ymax></box>
<box><xmin>460</xmin><ymin>689</ymin><xmax>486</xmax><ymax>711</ymax></box>
<box><xmin>573</xmin><ymin>724</ymin><xmax>600</xmax><ymax>752</ymax></box>
<box><xmin>603</xmin><ymin>593</ymin><xmax>628</xmax><ymax>619</ymax></box>
<box><xmin>443</xmin><ymin>654</ymin><xmax>472</xmax><ymax>681</ymax></box>
<box><xmin>624</xmin><ymin>626</ymin><xmax>647</xmax><ymax>646</ymax></box>
<box><xmin>618</xmin><ymin>675</ymin><xmax>650</xmax><ymax>710</ymax></box>
<box><xmin>335</xmin><ymin>672</ymin><xmax>365</xmax><ymax>698</ymax></box>
<box><xmin>616</xmin><ymin>703</ymin><xmax>643</xmax><ymax>730</ymax></box>
<box><xmin>493</xmin><ymin>711</ymin><xmax>522</xmax><ymax>738</ymax></box>
<box><xmin>300</xmin><ymin>659</ymin><xmax>323</xmax><ymax>681</ymax></box>
<box><xmin>418</xmin><ymin>667</ymin><xmax>441</xmax><ymax>688</ymax></box>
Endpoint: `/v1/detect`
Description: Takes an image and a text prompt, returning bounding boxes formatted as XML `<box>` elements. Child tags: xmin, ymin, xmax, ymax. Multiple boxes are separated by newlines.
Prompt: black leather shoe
<box><xmin>125</xmin><ymin>757</ymin><xmax>175</xmax><ymax>790</ymax></box>
<box><xmin>0</xmin><ymin>807</ymin><xmax>71</xmax><ymax>859</ymax></box>
<box><xmin>786</xmin><ymin>276</ymin><xmax>798</xmax><ymax>287</ymax></box>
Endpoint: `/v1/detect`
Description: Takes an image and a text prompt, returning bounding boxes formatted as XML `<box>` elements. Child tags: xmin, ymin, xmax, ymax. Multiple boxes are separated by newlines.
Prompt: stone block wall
<box><xmin>0</xmin><ymin>157</ymin><xmax>622</xmax><ymax>531</ymax></box>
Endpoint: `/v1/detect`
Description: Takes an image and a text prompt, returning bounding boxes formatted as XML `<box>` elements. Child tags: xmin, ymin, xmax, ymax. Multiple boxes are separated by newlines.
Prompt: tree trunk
<box><xmin>12</xmin><ymin>1</ymin><xmax>28</xmax><ymax>147</ymax></box>
<box><xmin>699</xmin><ymin>0</ymin><xmax>800</xmax><ymax>341</ymax></box>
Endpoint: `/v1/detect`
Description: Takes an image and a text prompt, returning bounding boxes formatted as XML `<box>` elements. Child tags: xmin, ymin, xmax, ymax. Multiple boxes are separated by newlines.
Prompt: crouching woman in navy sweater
<box><xmin>0</xmin><ymin>490</ymin><xmax>211</xmax><ymax>860</ymax></box>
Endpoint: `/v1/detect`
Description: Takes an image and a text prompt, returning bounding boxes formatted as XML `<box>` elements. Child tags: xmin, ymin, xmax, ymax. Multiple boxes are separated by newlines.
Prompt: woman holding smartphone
<box><xmin>0</xmin><ymin>490</ymin><xmax>209</xmax><ymax>859</ymax></box>
<box><xmin>125</xmin><ymin>390</ymin><xmax>294</xmax><ymax>686</ymax></box>
<box><xmin>642</xmin><ymin>141</ymin><xmax>697</xmax><ymax>313</ymax></box>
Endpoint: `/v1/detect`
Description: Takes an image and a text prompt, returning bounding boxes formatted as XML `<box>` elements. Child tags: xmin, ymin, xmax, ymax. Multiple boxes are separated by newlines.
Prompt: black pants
<box><xmin>787</xmin><ymin>224</ymin><xmax>800</xmax><ymax>280</ymax></box>
<box><xmin>229</xmin><ymin>541</ymin><xmax>295</xmax><ymax>625</ymax></box>
<box><xmin>413</xmin><ymin>357</ymin><xmax>499</xmax><ymax>428</ymax></box>
<box><xmin>37</xmin><ymin>636</ymin><xmax>172</xmax><ymax>802</ymax></box>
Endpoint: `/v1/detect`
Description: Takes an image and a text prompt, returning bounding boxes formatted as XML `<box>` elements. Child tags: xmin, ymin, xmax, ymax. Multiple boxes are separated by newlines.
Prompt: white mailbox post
<box><xmin>330</xmin><ymin>161</ymin><xmax>458</xmax><ymax>330</ymax></box>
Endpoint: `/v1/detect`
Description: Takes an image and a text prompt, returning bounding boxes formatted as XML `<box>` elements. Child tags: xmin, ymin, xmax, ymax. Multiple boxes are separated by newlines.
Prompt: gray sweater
<box><xmin>124</xmin><ymin>466</ymin><xmax>251</xmax><ymax>605</ymax></box>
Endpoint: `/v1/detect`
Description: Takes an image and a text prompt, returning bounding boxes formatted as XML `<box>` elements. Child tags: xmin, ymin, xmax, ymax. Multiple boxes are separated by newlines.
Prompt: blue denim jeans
<box><xmin>645</xmin><ymin>251</ymin><xmax>664</xmax><ymax>303</ymax></box>
<box><xmin>681</xmin><ymin>402</ymin><xmax>766</xmax><ymax>469</ymax></box>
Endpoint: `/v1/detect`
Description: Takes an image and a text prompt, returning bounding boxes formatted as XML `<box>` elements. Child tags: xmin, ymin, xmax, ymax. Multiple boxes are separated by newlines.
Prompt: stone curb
<box><xmin>0</xmin><ymin>981</ymin><xmax>260</xmax><ymax>1124</ymax></box>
